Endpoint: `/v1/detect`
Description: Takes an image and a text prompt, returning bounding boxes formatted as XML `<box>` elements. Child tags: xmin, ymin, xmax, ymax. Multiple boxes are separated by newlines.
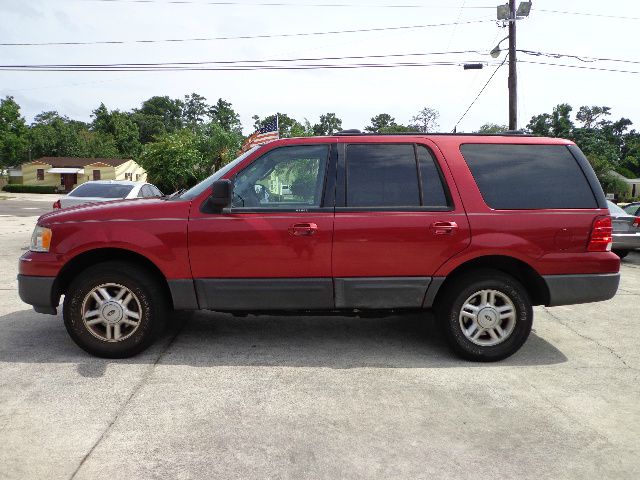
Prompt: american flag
<box><xmin>240</xmin><ymin>116</ymin><xmax>279</xmax><ymax>152</ymax></box>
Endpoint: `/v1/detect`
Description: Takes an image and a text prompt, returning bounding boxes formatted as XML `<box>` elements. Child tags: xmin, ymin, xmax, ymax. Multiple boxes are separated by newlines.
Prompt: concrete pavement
<box><xmin>0</xmin><ymin>215</ymin><xmax>639</xmax><ymax>479</ymax></box>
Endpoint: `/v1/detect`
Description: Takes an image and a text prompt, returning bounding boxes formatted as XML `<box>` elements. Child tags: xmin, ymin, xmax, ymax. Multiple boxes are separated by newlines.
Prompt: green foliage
<box><xmin>139</xmin><ymin>122</ymin><xmax>243</xmax><ymax>193</ymax></box>
<box><xmin>365</xmin><ymin>113</ymin><xmax>397</xmax><ymax>133</ymax></box>
<box><xmin>133</xmin><ymin>96</ymin><xmax>184</xmax><ymax>143</ymax></box>
<box><xmin>210</xmin><ymin>98</ymin><xmax>242</xmax><ymax>134</ymax></box>
<box><xmin>2</xmin><ymin>184</ymin><xmax>58</xmax><ymax>193</ymax></box>
<box><xmin>313</xmin><ymin>113</ymin><xmax>343</xmax><ymax>136</ymax></box>
<box><xmin>0</xmin><ymin>96</ymin><xmax>29</xmax><ymax>168</ymax></box>
<box><xmin>253</xmin><ymin>113</ymin><xmax>310</xmax><ymax>138</ymax></box>
<box><xmin>139</xmin><ymin>130</ymin><xmax>205</xmax><ymax>193</ymax></box>
<box><xmin>90</xmin><ymin>103</ymin><xmax>141</xmax><ymax>158</ymax></box>
<box><xmin>476</xmin><ymin>123</ymin><xmax>508</xmax><ymax>134</ymax></box>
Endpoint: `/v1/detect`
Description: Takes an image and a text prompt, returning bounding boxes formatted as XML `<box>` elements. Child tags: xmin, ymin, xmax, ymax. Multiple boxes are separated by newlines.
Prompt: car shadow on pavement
<box><xmin>0</xmin><ymin>308</ymin><xmax>567</xmax><ymax>372</ymax></box>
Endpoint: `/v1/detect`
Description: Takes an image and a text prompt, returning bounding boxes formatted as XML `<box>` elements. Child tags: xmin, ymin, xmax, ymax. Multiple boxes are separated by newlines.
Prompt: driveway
<box><xmin>0</xmin><ymin>215</ymin><xmax>639</xmax><ymax>480</ymax></box>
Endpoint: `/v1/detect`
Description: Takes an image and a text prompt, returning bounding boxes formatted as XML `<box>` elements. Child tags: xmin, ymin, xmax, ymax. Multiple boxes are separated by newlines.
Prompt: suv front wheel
<box><xmin>437</xmin><ymin>270</ymin><xmax>533</xmax><ymax>361</ymax></box>
<box><xmin>63</xmin><ymin>262</ymin><xmax>167</xmax><ymax>358</ymax></box>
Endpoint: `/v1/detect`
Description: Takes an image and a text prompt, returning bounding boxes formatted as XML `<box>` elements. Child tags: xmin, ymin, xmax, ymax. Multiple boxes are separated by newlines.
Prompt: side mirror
<box><xmin>208</xmin><ymin>179</ymin><xmax>233</xmax><ymax>211</ymax></box>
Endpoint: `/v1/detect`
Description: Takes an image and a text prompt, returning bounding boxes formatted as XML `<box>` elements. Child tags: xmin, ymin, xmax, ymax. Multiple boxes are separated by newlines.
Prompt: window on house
<box><xmin>125</xmin><ymin>173</ymin><xmax>133</xmax><ymax>181</ymax></box>
<box><xmin>93</xmin><ymin>170</ymin><xmax>101</xmax><ymax>181</ymax></box>
<box><xmin>37</xmin><ymin>169</ymin><xmax>44</xmax><ymax>181</ymax></box>
<box><xmin>136</xmin><ymin>174</ymin><xmax>141</xmax><ymax>181</ymax></box>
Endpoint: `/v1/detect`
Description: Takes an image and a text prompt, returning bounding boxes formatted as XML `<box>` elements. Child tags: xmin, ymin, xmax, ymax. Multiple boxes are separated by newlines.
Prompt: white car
<box><xmin>53</xmin><ymin>181</ymin><xmax>163</xmax><ymax>209</ymax></box>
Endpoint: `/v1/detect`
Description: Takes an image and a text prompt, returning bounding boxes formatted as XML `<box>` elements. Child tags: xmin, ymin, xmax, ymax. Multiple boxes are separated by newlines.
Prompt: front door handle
<box><xmin>288</xmin><ymin>223</ymin><xmax>318</xmax><ymax>236</ymax></box>
<box><xmin>430</xmin><ymin>221</ymin><xmax>458</xmax><ymax>235</ymax></box>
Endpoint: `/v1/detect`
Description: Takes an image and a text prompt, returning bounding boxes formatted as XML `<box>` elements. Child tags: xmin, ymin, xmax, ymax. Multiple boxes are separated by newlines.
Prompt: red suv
<box><xmin>18</xmin><ymin>133</ymin><xmax>620</xmax><ymax>361</ymax></box>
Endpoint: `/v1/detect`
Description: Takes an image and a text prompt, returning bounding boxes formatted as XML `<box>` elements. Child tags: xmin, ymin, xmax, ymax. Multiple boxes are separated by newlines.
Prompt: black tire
<box><xmin>63</xmin><ymin>261</ymin><xmax>167</xmax><ymax>358</ymax></box>
<box><xmin>436</xmin><ymin>270</ymin><xmax>533</xmax><ymax>362</ymax></box>
<box><xmin>613</xmin><ymin>250</ymin><xmax>629</xmax><ymax>259</ymax></box>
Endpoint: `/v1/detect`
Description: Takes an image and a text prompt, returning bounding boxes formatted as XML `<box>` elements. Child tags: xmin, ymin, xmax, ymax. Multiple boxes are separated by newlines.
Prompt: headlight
<box><xmin>30</xmin><ymin>226</ymin><xmax>52</xmax><ymax>252</ymax></box>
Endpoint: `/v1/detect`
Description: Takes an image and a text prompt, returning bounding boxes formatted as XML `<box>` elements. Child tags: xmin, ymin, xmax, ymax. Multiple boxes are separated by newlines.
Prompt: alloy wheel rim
<box><xmin>81</xmin><ymin>283</ymin><xmax>142</xmax><ymax>342</ymax></box>
<box><xmin>458</xmin><ymin>289</ymin><xmax>516</xmax><ymax>346</ymax></box>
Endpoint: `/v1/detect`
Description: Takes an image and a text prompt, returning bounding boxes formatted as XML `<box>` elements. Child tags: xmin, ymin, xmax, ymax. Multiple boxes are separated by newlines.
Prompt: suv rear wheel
<box><xmin>63</xmin><ymin>262</ymin><xmax>167</xmax><ymax>358</ymax></box>
<box><xmin>437</xmin><ymin>270</ymin><xmax>533</xmax><ymax>361</ymax></box>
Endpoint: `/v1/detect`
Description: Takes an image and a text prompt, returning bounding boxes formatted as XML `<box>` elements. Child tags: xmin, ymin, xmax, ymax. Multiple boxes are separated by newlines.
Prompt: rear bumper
<box><xmin>17</xmin><ymin>274</ymin><xmax>59</xmax><ymax>314</ymax></box>
<box><xmin>612</xmin><ymin>232</ymin><xmax>640</xmax><ymax>250</ymax></box>
<box><xmin>543</xmin><ymin>273</ymin><xmax>620</xmax><ymax>307</ymax></box>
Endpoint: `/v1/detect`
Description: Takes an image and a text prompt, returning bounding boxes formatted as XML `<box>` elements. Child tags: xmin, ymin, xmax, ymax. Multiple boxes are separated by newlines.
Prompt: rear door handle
<box><xmin>430</xmin><ymin>221</ymin><xmax>458</xmax><ymax>235</ymax></box>
<box><xmin>288</xmin><ymin>223</ymin><xmax>318</xmax><ymax>236</ymax></box>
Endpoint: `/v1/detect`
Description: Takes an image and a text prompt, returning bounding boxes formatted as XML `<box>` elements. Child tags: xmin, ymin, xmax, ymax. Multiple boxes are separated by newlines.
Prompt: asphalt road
<box><xmin>0</xmin><ymin>198</ymin><xmax>55</xmax><ymax>217</ymax></box>
<box><xmin>1</xmin><ymin>215</ymin><xmax>639</xmax><ymax>480</ymax></box>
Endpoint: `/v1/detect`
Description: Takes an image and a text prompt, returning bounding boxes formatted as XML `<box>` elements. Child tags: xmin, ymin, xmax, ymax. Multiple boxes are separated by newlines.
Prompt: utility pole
<box><xmin>508</xmin><ymin>0</ymin><xmax>517</xmax><ymax>130</ymax></box>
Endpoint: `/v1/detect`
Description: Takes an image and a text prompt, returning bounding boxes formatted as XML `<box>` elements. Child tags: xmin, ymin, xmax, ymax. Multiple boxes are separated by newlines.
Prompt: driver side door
<box><xmin>188</xmin><ymin>143</ymin><xmax>336</xmax><ymax>310</ymax></box>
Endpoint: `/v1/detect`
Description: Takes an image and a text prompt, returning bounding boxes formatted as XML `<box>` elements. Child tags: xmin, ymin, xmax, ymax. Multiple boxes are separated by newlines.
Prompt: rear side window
<box><xmin>346</xmin><ymin>144</ymin><xmax>420</xmax><ymax>207</ymax></box>
<box><xmin>460</xmin><ymin>144</ymin><xmax>597</xmax><ymax>209</ymax></box>
<box><xmin>69</xmin><ymin>183</ymin><xmax>134</xmax><ymax>198</ymax></box>
<box><xmin>345</xmin><ymin>144</ymin><xmax>450</xmax><ymax>209</ymax></box>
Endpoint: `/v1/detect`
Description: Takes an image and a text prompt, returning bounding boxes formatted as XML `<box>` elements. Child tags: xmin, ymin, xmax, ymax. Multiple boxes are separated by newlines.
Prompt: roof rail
<box><xmin>336</xmin><ymin>129</ymin><xmax>362</xmax><ymax>135</ymax></box>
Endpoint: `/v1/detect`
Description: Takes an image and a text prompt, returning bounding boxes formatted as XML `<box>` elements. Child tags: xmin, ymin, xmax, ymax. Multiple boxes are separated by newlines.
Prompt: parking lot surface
<box><xmin>1</xmin><ymin>209</ymin><xmax>639</xmax><ymax>479</ymax></box>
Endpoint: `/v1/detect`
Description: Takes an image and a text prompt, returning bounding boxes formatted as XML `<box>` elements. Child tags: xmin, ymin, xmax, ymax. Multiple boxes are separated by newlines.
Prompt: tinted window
<box><xmin>346</xmin><ymin>144</ymin><xmax>420</xmax><ymax>207</ymax></box>
<box><xmin>232</xmin><ymin>145</ymin><xmax>329</xmax><ymax>209</ymax></box>
<box><xmin>417</xmin><ymin>145</ymin><xmax>449</xmax><ymax>208</ymax></box>
<box><xmin>69</xmin><ymin>183</ymin><xmax>134</xmax><ymax>198</ymax></box>
<box><xmin>460</xmin><ymin>144</ymin><xmax>597</xmax><ymax>209</ymax></box>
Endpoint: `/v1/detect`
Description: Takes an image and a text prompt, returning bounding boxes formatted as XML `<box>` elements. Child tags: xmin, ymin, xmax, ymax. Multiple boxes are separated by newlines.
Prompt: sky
<box><xmin>1</xmin><ymin>0</ymin><xmax>639</xmax><ymax>135</ymax></box>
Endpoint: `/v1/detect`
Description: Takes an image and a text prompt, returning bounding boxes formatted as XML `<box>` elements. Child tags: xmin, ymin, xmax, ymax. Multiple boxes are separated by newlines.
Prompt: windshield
<box><xmin>180</xmin><ymin>146</ymin><xmax>260</xmax><ymax>200</ymax></box>
<box><xmin>607</xmin><ymin>200</ymin><xmax>628</xmax><ymax>216</ymax></box>
<box><xmin>69</xmin><ymin>183</ymin><xmax>135</xmax><ymax>198</ymax></box>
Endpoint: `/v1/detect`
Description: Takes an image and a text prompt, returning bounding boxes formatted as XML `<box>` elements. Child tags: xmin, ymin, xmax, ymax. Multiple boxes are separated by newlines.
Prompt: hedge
<box><xmin>2</xmin><ymin>185</ymin><xmax>59</xmax><ymax>194</ymax></box>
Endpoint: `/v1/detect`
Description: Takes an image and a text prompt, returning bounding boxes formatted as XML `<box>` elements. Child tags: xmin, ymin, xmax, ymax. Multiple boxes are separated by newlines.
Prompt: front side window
<box><xmin>232</xmin><ymin>145</ymin><xmax>329</xmax><ymax>209</ymax></box>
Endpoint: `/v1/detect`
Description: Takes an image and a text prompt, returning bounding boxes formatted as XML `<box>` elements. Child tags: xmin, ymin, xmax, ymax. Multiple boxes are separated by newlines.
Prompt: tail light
<box><xmin>587</xmin><ymin>215</ymin><xmax>613</xmax><ymax>252</ymax></box>
<box><xmin>52</xmin><ymin>200</ymin><xmax>61</xmax><ymax>210</ymax></box>
<box><xmin>634</xmin><ymin>217</ymin><xmax>640</xmax><ymax>228</ymax></box>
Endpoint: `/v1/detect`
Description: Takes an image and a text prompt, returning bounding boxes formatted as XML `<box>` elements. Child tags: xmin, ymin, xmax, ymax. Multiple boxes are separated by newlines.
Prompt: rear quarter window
<box><xmin>460</xmin><ymin>144</ymin><xmax>598</xmax><ymax>209</ymax></box>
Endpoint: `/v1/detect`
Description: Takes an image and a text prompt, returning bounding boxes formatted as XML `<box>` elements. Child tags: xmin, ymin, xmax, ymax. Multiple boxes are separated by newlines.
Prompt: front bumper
<box><xmin>17</xmin><ymin>274</ymin><xmax>59</xmax><ymax>315</ymax></box>
<box><xmin>543</xmin><ymin>273</ymin><xmax>620</xmax><ymax>307</ymax></box>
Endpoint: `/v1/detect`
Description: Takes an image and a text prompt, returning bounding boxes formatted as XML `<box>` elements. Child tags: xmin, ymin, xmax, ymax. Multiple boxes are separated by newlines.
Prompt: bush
<box><xmin>2</xmin><ymin>184</ymin><xmax>59</xmax><ymax>194</ymax></box>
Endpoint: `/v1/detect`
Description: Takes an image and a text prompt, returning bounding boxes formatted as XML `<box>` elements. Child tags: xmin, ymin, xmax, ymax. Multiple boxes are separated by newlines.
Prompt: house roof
<box><xmin>26</xmin><ymin>157</ymin><xmax>131</xmax><ymax>168</ymax></box>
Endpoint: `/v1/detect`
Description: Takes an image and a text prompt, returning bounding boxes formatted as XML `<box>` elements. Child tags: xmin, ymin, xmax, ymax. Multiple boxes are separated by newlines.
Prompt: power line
<box><xmin>0</xmin><ymin>49</ymin><xmax>488</xmax><ymax>68</ymax></box>
<box><xmin>0</xmin><ymin>19</ymin><xmax>495</xmax><ymax>47</ymax></box>
<box><xmin>83</xmin><ymin>0</ymin><xmax>495</xmax><ymax>8</ymax></box>
<box><xmin>452</xmin><ymin>55</ymin><xmax>508</xmax><ymax>132</ymax></box>
<box><xmin>517</xmin><ymin>59</ymin><xmax>640</xmax><ymax>75</ymax></box>
<box><xmin>0</xmin><ymin>61</ymin><xmax>501</xmax><ymax>72</ymax></box>
<box><xmin>518</xmin><ymin>49</ymin><xmax>640</xmax><ymax>65</ymax></box>
<box><xmin>536</xmin><ymin>9</ymin><xmax>640</xmax><ymax>21</ymax></box>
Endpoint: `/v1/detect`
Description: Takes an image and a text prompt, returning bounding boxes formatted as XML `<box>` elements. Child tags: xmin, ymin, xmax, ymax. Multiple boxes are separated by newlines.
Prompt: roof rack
<box><xmin>333</xmin><ymin>130</ymin><xmax>534</xmax><ymax>137</ymax></box>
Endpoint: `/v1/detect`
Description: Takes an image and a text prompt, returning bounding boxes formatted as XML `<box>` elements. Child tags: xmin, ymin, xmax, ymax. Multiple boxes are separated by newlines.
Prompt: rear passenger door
<box><xmin>332</xmin><ymin>141</ymin><xmax>471</xmax><ymax>309</ymax></box>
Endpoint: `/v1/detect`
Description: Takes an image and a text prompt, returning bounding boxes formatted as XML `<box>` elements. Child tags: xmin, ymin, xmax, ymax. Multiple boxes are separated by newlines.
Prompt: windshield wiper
<box><xmin>164</xmin><ymin>189</ymin><xmax>186</xmax><ymax>199</ymax></box>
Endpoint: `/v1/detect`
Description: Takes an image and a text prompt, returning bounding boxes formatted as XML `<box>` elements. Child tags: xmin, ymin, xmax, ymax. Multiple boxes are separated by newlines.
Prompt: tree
<box><xmin>410</xmin><ymin>107</ymin><xmax>439</xmax><ymax>133</ymax></box>
<box><xmin>195</xmin><ymin>122</ymin><xmax>243</xmax><ymax>172</ymax></box>
<box><xmin>253</xmin><ymin>113</ymin><xmax>308</xmax><ymax>138</ymax></box>
<box><xmin>210</xmin><ymin>98</ymin><xmax>242</xmax><ymax>134</ymax></box>
<box><xmin>90</xmin><ymin>103</ymin><xmax>141</xmax><ymax>158</ymax></box>
<box><xmin>29</xmin><ymin>111</ymin><xmax>86</xmax><ymax>158</ymax></box>
<box><xmin>182</xmin><ymin>93</ymin><xmax>211</xmax><ymax>131</ymax></box>
<box><xmin>312</xmin><ymin>113</ymin><xmax>343</xmax><ymax>136</ymax></box>
<box><xmin>133</xmin><ymin>96</ymin><xmax>184</xmax><ymax>143</ymax></box>
<box><xmin>0</xmin><ymin>96</ymin><xmax>29</xmax><ymax>168</ymax></box>
<box><xmin>476</xmin><ymin>123</ymin><xmax>508</xmax><ymax>134</ymax></box>
<box><xmin>139</xmin><ymin>130</ymin><xmax>206</xmax><ymax>193</ymax></box>
<box><xmin>365</xmin><ymin>113</ymin><xmax>396</xmax><ymax>133</ymax></box>
<box><xmin>576</xmin><ymin>106</ymin><xmax>611</xmax><ymax>129</ymax></box>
